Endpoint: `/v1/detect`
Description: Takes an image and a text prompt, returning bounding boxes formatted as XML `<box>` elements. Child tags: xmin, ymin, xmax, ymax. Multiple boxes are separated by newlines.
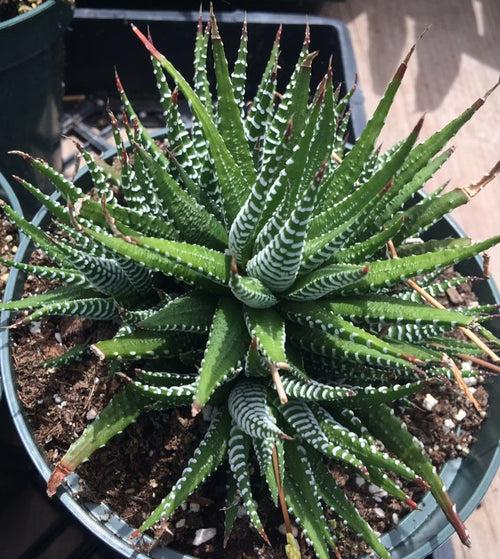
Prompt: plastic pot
<box><xmin>1</xmin><ymin>134</ymin><xmax>499</xmax><ymax>557</ymax></box>
<box><xmin>64</xmin><ymin>9</ymin><xmax>365</xmax><ymax>144</ymax></box>
<box><xmin>0</xmin><ymin>0</ymin><xmax>73</xmax><ymax>214</ymax></box>
<box><xmin>0</xmin><ymin>170</ymin><xmax>23</xmax><ymax>399</ymax></box>
<box><xmin>0</xmin><ymin>170</ymin><xmax>23</xmax><ymax>217</ymax></box>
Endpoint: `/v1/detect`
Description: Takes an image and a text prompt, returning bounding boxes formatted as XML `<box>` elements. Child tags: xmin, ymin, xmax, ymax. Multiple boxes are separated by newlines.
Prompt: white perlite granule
<box><xmin>423</xmin><ymin>393</ymin><xmax>439</xmax><ymax>411</ymax></box>
<box><xmin>192</xmin><ymin>528</ymin><xmax>216</xmax><ymax>546</ymax></box>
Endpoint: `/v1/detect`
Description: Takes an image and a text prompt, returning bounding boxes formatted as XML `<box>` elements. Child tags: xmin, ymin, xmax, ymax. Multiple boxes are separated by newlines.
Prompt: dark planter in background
<box><xmin>0</xmin><ymin>0</ymin><xmax>73</xmax><ymax>212</ymax></box>
<box><xmin>73</xmin><ymin>1</ymin><xmax>330</xmax><ymax>15</ymax></box>
<box><xmin>64</xmin><ymin>8</ymin><xmax>365</xmax><ymax>144</ymax></box>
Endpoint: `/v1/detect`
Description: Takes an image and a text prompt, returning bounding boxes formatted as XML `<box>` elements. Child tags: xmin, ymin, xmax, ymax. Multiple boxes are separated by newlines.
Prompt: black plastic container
<box><xmin>0</xmin><ymin>1</ymin><xmax>73</xmax><ymax>210</ymax></box>
<box><xmin>64</xmin><ymin>8</ymin><xmax>365</xmax><ymax>144</ymax></box>
<box><xmin>74</xmin><ymin>1</ymin><xmax>327</xmax><ymax>14</ymax></box>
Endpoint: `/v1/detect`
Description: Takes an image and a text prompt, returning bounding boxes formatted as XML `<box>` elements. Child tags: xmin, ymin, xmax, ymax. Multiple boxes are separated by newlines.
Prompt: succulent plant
<box><xmin>2</xmin><ymin>10</ymin><xmax>500</xmax><ymax>559</ymax></box>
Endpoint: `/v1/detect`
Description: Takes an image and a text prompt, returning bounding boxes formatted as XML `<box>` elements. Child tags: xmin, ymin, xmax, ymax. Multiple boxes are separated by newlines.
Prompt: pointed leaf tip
<box><xmin>131</xmin><ymin>23</ymin><xmax>163</xmax><ymax>61</ymax></box>
<box><xmin>275</xmin><ymin>23</ymin><xmax>283</xmax><ymax>44</ymax></box>
<box><xmin>8</xmin><ymin>149</ymin><xmax>32</xmax><ymax>160</ymax></box>
<box><xmin>302</xmin><ymin>50</ymin><xmax>319</xmax><ymax>69</ymax></box>
<box><xmin>47</xmin><ymin>460</ymin><xmax>72</xmax><ymax>496</ymax></box>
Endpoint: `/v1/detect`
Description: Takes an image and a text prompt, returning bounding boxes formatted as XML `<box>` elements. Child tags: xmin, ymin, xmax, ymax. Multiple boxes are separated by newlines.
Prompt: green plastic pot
<box><xmin>0</xmin><ymin>0</ymin><xmax>73</xmax><ymax>214</ymax></box>
<box><xmin>1</xmin><ymin>131</ymin><xmax>499</xmax><ymax>557</ymax></box>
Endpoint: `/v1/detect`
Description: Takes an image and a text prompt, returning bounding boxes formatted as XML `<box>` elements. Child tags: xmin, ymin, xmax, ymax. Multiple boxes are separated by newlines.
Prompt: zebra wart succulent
<box><xmin>2</xmin><ymin>11</ymin><xmax>500</xmax><ymax>559</ymax></box>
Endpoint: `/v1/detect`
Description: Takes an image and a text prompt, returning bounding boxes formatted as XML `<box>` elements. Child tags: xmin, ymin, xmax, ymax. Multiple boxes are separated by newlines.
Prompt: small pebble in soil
<box><xmin>354</xmin><ymin>475</ymin><xmax>366</xmax><ymax>487</ymax></box>
<box><xmin>189</xmin><ymin>502</ymin><xmax>200</xmax><ymax>513</ymax></box>
<box><xmin>29</xmin><ymin>321</ymin><xmax>42</xmax><ymax>335</ymax></box>
<box><xmin>423</xmin><ymin>393</ymin><xmax>439</xmax><ymax>411</ymax></box>
<box><xmin>176</xmin><ymin>518</ymin><xmax>186</xmax><ymax>529</ymax></box>
<box><xmin>373</xmin><ymin>507</ymin><xmax>386</xmax><ymax>519</ymax></box>
<box><xmin>86</xmin><ymin>408</ymin><xmax>97</xmax><ymax>421</ymax></box>
<box><xmin>454</xmin><ymin>409</ymin><xmax>467</xmax><ymax>422</ymax></box>
<box><xmin>192</xmin><ymin>528</ymin><xmax>216</xmax><ymax>546</ymax></box>
<box><xmin>368</xmin><ymin>484</ymin><xmax>388</xmax><ymax>500</ymax></box>
<box><xmin>54</xmin><ymin>332</ymin><xmax>62</xmax><ymax>344</ymax></box>
<box><xmin>53</xmin><ymin>394</ymin><xmax>62</xmax><ymax>404</ymax></box>
<box><xmin>443</xmin><ymin>418</ymin><xmax>456</xmax><ymax>432</ymax></box>
<box><xmin>392</xmin><ymin>513</ymin><xmax>400</xmax><ymax>525</ymax></box>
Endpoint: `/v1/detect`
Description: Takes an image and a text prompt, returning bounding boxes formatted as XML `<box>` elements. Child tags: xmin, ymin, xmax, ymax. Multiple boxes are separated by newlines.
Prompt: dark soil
<box><xmin>9</xmin><ymin>262</ymin><xmax>491</xmax><ymax>559</ymax></box>
<box><xmin>0</xmin><ymin>0</ymin><xmax>45</xmax><ymax>22</ymax></box>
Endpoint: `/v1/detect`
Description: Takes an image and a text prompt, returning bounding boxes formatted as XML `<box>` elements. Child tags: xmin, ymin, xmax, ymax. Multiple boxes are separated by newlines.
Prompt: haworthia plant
<box><xmin>3</xmin><ymin>11</ymin><xmax>500</xmax><ymax>559</ymax></box>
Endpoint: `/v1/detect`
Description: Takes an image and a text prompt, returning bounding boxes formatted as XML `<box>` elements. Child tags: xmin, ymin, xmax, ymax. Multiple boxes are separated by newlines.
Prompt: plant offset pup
<box><xmin>3</xmin><ymin>11</ymin><xmax>500</xmax><ymax>559</ymax></box>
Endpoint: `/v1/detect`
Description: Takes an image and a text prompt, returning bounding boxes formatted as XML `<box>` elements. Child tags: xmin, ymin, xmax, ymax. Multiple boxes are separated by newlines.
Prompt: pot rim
<box><xmin>0</xmin><ymin>0</ymin><xmax>58</xmax><ymax>31</ymax></box>
<box><xmin>0</xmin><ymin>170</ymin><xmax>23</xmax><ymax>217</ymax></box>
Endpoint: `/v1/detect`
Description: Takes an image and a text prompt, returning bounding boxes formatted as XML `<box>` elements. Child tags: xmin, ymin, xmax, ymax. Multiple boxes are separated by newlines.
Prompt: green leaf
<box><xmin>245</xmin><ymin>25</ymin><xmax>281</xmax><ymax>154</ymax></box>
<box><xmin>229</xmin><ymin>381</ymin><xmax>288</xmax><ymax>440</ymax></box>
<box><xmin>2</xmin><ymin>203</ymin><xmax>69</xmax><ymax>266</ymax></box>
<box><xmin>309</xmin><ymin>449</ymin><xmax>391</xmax><ymax>559</ymax></box>
<box><xmin>334</xmin><ymin>235</ymin><xmax>500</xmax><ymax>295</ymax></box>
<box><xmin>305</xmin><ymin>117</ymin><xmax>424</xmax><ymax>270</ymax></box>
<box><xmin>285</xmin><ymin>264</ymin><xmax>369</xmax><ymax>301</ymax></box>
<box><xmin>287</xmin><ymin>323</ymin><xmax>416</xmax><ymax>373</ymax></box>
<box><xmin>283</xmin><ymin>304</ymin><xmax>414</xmax><ymax>362</ymax></box>
<box><xmin>313</xmin><ymin>404</ymin><xmax>418</xmax><ymax>481</ymax></box>
<box><xmin>132</xmin><ymin>24</ymin><xmax>249</xmax><ymax>226</ymax></box>
<box><xmin>393</xmin><ymin>188</ymin><xmax>469</xmax><ymax>244</ymax></box>
<box><xmin>246</xmin><ymin>176</ymin><xmax>320</xmax><ymax>292</ymax></box>
<box><xmin>253</xmin><ymin>436</ymin><xmax>283</xmax><ymax>505</ymax></box>
<box><xmin>229</xmin><ymin>261</ymin><xmax>278</xmax><ymax>308</ymax></box>
<box><xmin>244</xmin><ymin>307</ymin><xmax>286</xmax><ymax>364</ymax></box>
<box><xmin>47</xmin><ymin>385</ymin><xmax>151</xmax><ymax>496</ymax></box>
<box><xmin>11</xmin><ymin>151</ymin><xmax>83</xmax><ymax>202</ymax></box>
<box><xmin>281</xmin><ymin>376</ymin><xmax>355</xmax><ymax>402</ymax></box>
<box><xmin>84</xmin><ymin>227</ymin><xmax>229</xmax><ymax>291</ymax></box>
<box><xmin>223</xmin><ymin>472</ymin><xmax>239</xmax><ymax>548</ymax></box>
<box><xmin>93</xmin><ymin>330</ymin><xmax>196</xmax><ymax>360</ymax></box>
<box><xmin>136</xmin><ymin>145</ymin><xmax>228</xmax><ymax>250</ymax></box>
<box><xmin>281</xmin><ymin>400</ymin><xmax>367</xmax><ymax>473</ymax></box>
<box><xmin>211</xmin><ymin>12</ymin><xmax>256</xmax><ymax>186</ymax></box>
<box><xmin>193</xmin><ymin>297</ymin><xmax>248</xmax><ymax>413</ymax></box>
<box><xmin>360</xmin><ymin>403</ymin><xmax>471</xmax><ymax>546</ymax></box>
<box><xmin>0</xmin><ymin>258</ymin><xmax>87</xmax><ymax>286</ymax></box>
<box><xmin>0</xmin><ymin>286</ymin><xmax>100</xmax><ymax>312</ymax></box>
<box><xmin>316</xmin><ymin>44</ymin><xmax>416</xmax><ymax>207</ymax></box>
<box><xmin>227</xmin><ymin>424</ymin><xmax>268</xmax><ymax>542</ymax></box>
<box><xmin>138</xmin><ymin>291</ymin><xmax>216</xmax><ymax>333</ymax></box>
<box><xmin>321</xmin><ymin>294</ymin><xmax>474</xmax><ymax>327</ymax></box>
<box><xmin>378</xmin><ymin>149</ymin><xmax>454</xmax><ymax>227</ymax></box>
<box><xmin>140</xmin><ymin>408</ymin><xmax>231</xmax><ymax>531</ymax></box>
<box><xmin>23</xmin><ymin>297</ymin><xmax>119</xmax><ymax>324</ymax></box>
<box><xmin>228</xmin><ymin>49</ymin><xmax>317</xmax><ymax>264</ymax></box>
<box><xmin>284</xmin><ymin>442</ymin><xmax>335</xmax><ymax>559</ymax></box>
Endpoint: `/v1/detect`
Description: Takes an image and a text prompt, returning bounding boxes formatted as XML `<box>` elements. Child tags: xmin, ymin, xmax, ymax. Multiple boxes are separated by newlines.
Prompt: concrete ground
<box><xmin>322</xmin><ymin>1</ymin><xmax>500</xmax><ymax>558</ymax></box>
